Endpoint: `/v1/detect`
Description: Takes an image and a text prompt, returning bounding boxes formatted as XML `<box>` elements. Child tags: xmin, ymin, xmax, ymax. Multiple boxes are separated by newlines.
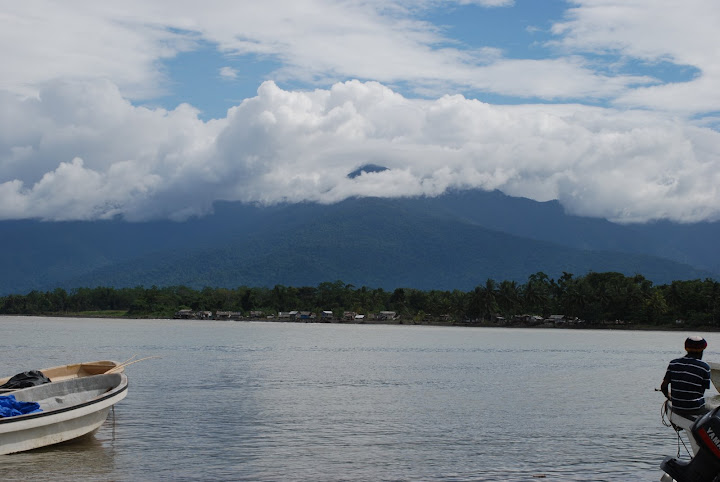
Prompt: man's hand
<box><xmin>661</xmin><ymin>379</ymin><xmax>670</xmax><ymax>400</ymax></box>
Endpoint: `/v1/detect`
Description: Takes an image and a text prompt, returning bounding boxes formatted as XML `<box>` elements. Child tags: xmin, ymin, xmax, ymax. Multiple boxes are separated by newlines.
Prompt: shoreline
<box><xmin>4</xmin><ymin>313</ymin><xmax>717</xmax><ymax>332</ymax></box>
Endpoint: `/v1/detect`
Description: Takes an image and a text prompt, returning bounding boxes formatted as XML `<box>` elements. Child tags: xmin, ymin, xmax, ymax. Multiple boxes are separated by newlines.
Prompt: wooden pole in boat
<box><xmin>104</xmin><ymin>356</ymin><xmax>160</xmax><ymax>374</ymax></box>
<box><xmin>117</xmin><ymin>354</ymin><xmax>139</xmax><ymax>366</ymax></box>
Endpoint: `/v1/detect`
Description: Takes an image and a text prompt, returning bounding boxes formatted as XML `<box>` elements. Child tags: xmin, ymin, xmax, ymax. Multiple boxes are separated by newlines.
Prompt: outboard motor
<box><xmin>662</xmin><ymin>406</ymin><xmax>720</xmax><ymax>481</ymax></box>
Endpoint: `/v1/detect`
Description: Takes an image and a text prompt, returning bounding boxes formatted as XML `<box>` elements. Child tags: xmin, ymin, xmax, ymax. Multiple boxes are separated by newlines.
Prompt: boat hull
<box><xmin>709</xmin><ymin>362</ymin><xmax>720</xmax><ymax>393</ymax></box>
<box><xmin>0</xmin><ymin>406</ymin><xmax>113</xmax><ymax>455</ymax></box>
<box><xmin>0</xmin><ymin>373</ymin><xmax>128</xmax><ymax>455</ymax></box>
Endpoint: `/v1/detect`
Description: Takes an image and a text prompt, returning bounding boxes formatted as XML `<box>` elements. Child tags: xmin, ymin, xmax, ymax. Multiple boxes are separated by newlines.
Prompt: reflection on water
<box><xmin>2</xmin><ymin>421</ymin><xmax>116</xmax><ymax>481</ymax></box>
<box><xmin>1</xmin><ymin>316</ymin><xmax>719</xmax><ymax>481</ymax></box>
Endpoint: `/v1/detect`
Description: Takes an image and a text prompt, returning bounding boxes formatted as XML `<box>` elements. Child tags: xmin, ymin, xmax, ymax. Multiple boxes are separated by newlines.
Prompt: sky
<box><xmin>2</xmin><ymin>0</ymin><xmax>720</xmax><ymax>224</ymax></box>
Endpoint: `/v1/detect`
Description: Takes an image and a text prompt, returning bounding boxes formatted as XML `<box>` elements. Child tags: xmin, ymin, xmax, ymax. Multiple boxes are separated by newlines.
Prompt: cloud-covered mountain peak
<box><xmin>347</xmin><ymin>164</ymin><xmax>389</xmax><ymax>179</ymax></box>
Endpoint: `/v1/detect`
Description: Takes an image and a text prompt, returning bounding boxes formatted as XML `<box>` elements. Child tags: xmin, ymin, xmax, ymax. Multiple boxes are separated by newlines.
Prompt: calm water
<box><xmin>0</xmin><ymin>316</ymin><xmax>717</xmax><ymax>481</ymax></box>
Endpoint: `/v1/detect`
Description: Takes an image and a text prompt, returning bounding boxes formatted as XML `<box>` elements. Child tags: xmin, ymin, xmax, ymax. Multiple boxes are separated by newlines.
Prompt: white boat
<box><xmin>663</xmin><ymin>403</ymin><xmax>703</xmax><ymax>455</ymax></box>
<box><xmin>660</xmin><ymin>406</ymin><xmax>720</xmax><ymax>481</ymax></box>
<box><xmin>0</xmin><ymin>372</ymin><xmax>128</xmax><ymax>455</ymax></box>
<box><xmin>709</xmin><ymin>361</ymin><xmax>720</xmax><ymax>393</ymax></box>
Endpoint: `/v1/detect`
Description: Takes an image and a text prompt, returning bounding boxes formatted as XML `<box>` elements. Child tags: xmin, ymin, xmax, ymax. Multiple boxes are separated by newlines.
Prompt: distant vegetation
<box><xmin>1</xmin><ymin>272</ymin><xmax>720</xmax><ymax>328</ymax></box>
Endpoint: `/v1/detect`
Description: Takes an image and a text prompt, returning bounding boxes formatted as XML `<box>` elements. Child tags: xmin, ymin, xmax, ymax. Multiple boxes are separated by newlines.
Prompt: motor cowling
<box><xmin>662</xmin><ymin>406</ymin><xmax>720</xmax><ymax>482</ymax></box>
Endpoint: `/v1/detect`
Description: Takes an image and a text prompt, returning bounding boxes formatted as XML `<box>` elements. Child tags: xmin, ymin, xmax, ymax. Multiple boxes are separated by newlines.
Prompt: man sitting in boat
<box><xmin>661</xmin><ymin>336</ymin><xmax>711</xmax><ymax>415</ymax></box>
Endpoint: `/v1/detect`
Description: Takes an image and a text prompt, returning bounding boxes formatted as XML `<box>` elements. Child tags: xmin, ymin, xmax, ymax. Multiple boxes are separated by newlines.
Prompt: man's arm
<box><xmin>704</xmin><ymin>369</ymin><xmax>711</xmax><ymax>390</ymax></box>
<box><xmin>661</xmin><ymin>377</ymin><xmax>670</xmax><ymax>399</ymax></box>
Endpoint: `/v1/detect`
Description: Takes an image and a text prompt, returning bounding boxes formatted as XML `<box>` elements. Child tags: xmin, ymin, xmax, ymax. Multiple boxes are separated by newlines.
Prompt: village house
<box><xmin>377</xmin><ymin>311</ymin><xmax>397</xmax><ymax>321</ymax></box>
<box><xmin>511</xmin><ymin>314</ymin><xmax>545</xmax><ymax>326</ymax></box>
<box><xmin>174</xmin><ymin>309</ymin><xmax>194</xmax><ymax>319</ymax></box>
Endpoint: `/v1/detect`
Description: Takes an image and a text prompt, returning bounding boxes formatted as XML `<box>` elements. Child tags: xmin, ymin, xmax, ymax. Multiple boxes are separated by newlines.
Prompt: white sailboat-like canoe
<box><xmin>0</xmin><ymin>373</ymin><xmax>128</xmax><ymax>455</ymax></box>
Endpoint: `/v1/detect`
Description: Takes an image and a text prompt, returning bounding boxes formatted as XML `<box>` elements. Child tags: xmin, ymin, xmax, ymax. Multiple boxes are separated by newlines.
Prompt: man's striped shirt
<box><xmin>665</xmin><ymin>355</ymin><xmax>711</xmax><ymax>412</ymax></box>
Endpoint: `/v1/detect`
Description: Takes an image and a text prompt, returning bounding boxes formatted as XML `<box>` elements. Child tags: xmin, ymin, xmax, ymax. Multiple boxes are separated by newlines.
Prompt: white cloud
<box><xmin>552</xmin><ymin>0</ymin><xmax>720</xmax><ymax>114</ymax></box>
<box><xmin>0</xmin><ymin>80</ymin><xmax>223</xmax><ymax>221</ymax></box>
<box><xmin>0</xmin><ymin>0</ymin><xmax>686</xmax><ymax>105</ymax></box>
<box><xmin>219</xmin><ymin>67</ymin><xmax>238</xmax><ymax>80</ymax></box>
<box><xmin>0</xmin><ymin>2</ymin><xmax>188</xmax><ymax>100</ymax></box>
<box><xmin>1</xmin><ymin>79</ymin><xmax>719</xmax><ymax>223</ymax></box>
<box><xmin>1</xmin><ymin>1</ymin><xmax>720</xmax><ymax>223</ymax></box>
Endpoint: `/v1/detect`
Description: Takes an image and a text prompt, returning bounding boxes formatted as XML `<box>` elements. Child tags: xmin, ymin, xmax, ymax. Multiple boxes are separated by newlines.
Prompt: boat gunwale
<box><xmin>0</xmin><ymin>360</ymin><xmax>121</xmax><ymax>386</ymax></box>
<box><xmin>0</xmin><ymin>374</ymin><xmax>128</xmax><ymax>425</ymax></box>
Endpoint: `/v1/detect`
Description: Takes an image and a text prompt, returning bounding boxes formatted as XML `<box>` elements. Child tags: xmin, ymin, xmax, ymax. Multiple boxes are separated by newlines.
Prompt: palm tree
<box><xmin>523</xmin><ymin>272</ymin><xmax>551</xmax><ymax>316</ymax></box>
<box><xmin>497</xmin><ymin>280</ymin><xmax>521</xmax><ymax>317</ymax></box>
<box><xmin>469</xmin><ymin>279</ymin><xmax>498</xmax><ymax>322</ymax></box>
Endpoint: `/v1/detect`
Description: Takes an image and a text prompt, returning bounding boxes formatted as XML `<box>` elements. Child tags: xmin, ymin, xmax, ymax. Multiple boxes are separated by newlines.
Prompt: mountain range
<box><xmin>1</xmin><ymin>189</ymin><xmax>719</xmax><ymax>296</ymax></box>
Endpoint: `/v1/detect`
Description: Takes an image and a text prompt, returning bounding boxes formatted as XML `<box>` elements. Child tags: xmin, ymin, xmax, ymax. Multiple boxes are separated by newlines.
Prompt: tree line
<box><xmin>1</xmin><ymin>272</ymin><xmax>719</xmax><ymax>326</ymax></box>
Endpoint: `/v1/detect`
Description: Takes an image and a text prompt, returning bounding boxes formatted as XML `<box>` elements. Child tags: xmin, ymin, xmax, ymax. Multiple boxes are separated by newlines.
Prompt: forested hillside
<box><xmin>1</xmin><ymin>191</ymin><xmax>718</xmax><ymax>295</ymax></box>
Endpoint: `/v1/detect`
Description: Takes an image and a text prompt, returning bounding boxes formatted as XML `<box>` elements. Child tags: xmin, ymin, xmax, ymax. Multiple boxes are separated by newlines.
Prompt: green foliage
<box><xmin>1</xmin><ymin>273</ymin><xmax>719</xmax><ymax>327</ymax></box>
